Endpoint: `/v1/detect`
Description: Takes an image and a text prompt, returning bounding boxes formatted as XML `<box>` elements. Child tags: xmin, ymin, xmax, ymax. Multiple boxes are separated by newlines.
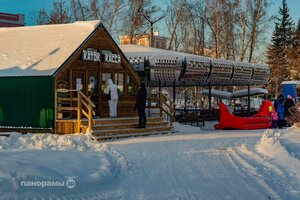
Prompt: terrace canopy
<box><xmin>119</xmin><ymin>44</ymin><xmax>270</xmax><ymax>118</ymax></box>
<box><xmin>119</xmin><ymin>44</ymin><xmax>269</xmax><ymax>87</ymax></box>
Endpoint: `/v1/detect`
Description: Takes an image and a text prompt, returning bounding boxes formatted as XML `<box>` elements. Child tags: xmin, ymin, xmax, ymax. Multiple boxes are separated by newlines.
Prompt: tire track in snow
<box><xmin>233</xmin><ymin>144</ymin><xmax>300</xmax><ymax>199</ymax></box>
<box><xmin>164</xmin><ymin>144</ymin><xmax>198</xmax><ymax>200</ymax></box>
<box><xmin>227</xmin><ymin>146</ymin><xmax>282</xmax><ymax>200</ymax></box>
<box><xmin>237</xmin><ymin>144</ymin><xmax>284</xmax><ymax>177</ymax></box>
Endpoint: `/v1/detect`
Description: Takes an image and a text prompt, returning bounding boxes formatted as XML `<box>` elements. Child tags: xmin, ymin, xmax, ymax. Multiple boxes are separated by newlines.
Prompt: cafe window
<box><xmin>115</xmin><ymin>73</ymin><xmax>124</xmax><ymax>92</ymax></box>
<box><xmin>88</xmin><ymin>75</ymin><xmax>97</xmax><ymax>94</ymax></box>
<box><xmin>101</xmin><ymin>73</ymin><xmax>111</xmax><ymax>92</ymax></box>
<box><xmin>127</xmin><ymin>75</ymin><xmax>137</xmax><ymax>96</ymax></box>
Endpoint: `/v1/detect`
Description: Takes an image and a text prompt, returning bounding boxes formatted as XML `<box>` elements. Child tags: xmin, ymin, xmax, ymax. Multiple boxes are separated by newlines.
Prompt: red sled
<box><xmin>214</xmin><ymin>102</ymin><xmax>271</xmax><ymax>130</ymax></box>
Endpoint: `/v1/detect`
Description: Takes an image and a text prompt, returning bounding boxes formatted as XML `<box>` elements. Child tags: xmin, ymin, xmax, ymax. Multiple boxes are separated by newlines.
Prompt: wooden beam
<box><xmin>57</xmin><ymin>97</ymin><xmax>78</xmax><ymax>102</ymax></box>
<box><xmin>56</xmin><ymin>107</ymin><xmax>77</xmax><ymax>111</ymax></box>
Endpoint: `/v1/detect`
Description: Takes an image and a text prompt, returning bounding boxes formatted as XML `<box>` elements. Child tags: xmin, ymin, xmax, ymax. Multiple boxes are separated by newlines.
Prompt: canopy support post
<box><xmin>247</xmin><ymin>84</ymin><xmax>250</xmax><ymax>116</ymax></box>
<box><xmin>209</xmin><ymin>83</ymin><xmax>212</xmax><ymax>120</ymax></box>
<box><xmin>173</xmin><ymin>81</ymin><xmax>176</xmax><ymax>104</ymax></box>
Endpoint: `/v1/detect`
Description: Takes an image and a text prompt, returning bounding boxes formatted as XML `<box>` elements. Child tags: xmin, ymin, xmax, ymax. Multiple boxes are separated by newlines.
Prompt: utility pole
<box><xmin>141</xmin><ymin>13</ymin><xmax>165</xmax><ymax>47</ymax></box>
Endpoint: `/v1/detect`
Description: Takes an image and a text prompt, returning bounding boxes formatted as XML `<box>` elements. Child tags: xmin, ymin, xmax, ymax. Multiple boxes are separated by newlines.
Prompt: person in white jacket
<box><xmin>105</xmin><ymin>79</ymin><xmax>119</xmax><ymax>118</ymax></box>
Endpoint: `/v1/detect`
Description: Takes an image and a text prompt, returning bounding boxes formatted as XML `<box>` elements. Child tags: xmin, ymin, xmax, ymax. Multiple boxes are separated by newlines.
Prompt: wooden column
<box><xmin>98</xmin><ymin>62</ymin><xmax>102</xmax><ymax>117</ymax></box>
<box><xmin>77</xmin><ymin>92</ymin><xmax>81</xmax><ymax>133</ymax></box>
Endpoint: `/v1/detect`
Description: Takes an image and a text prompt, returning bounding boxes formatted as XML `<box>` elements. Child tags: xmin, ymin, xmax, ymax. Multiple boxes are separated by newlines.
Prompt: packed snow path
<box><xmin>105</xmin><ymin>130</ymin><xmax>300</xmax><ymax>200</ymax></box>
<box><xmin>0</xmin><ymin>129</ymin><xmax>299</xmax><ymax>199</ymax></box>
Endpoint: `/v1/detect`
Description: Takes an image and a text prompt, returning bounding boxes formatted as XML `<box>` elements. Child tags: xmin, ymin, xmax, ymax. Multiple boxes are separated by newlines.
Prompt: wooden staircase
<box><xmin>89</xmin><ymin>117</ymin><xmax>173</xmax><ymax>140</ymax></box>
<box><xmin>55</xmin><ymin>90</ymin><xmax>175</xmax><ymax>139</ymax></box>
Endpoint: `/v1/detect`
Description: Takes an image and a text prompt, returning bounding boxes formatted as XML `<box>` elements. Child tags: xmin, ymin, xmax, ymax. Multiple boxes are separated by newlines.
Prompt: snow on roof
<box><xmin>119</xmin><ymin>44</ymin><xmax>197</xmax><ymax>59</ymax></box>
<box><xmin>201</xmin><ymin>88</ymin><xmax>268</xmax><ymax>99</ymax></box>
<box><xmin>0</xmin><ymin>20</ymin><xmax>100</xmax><ymax>77</ymax></box>
<box><xmin>201</xmin><ymin>89</ymin><xmax>232</xmax><ymax>99</ymax></box>
<box><xmin>282</xmin><ymin>81</ymin><xmax>300</xmax><ymax>85</ymax></box>
<box><xmin>231</xmin><ymin>88</ymin><xmax>268</xmax><ymax>98</ymax></box>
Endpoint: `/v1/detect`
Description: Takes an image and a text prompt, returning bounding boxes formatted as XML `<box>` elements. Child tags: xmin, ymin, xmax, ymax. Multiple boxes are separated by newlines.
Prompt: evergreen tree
<box><xmin>266</xmin><ymin>0</ymin><xmax>294</xmax><ymax>97</ymax></box>
<box><xmin>290</xmin><ymin>19</ymin><xmax>300</xmax><ymax>79</ymax></box>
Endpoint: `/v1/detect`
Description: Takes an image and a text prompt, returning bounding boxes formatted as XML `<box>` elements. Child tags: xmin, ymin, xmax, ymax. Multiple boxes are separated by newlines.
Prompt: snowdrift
<box><xmin>0</xmin><ymin>133</ymin><xmax>128</xmax><ymax>199</ymax></box>
<box><xmin>256</xmin><ymin>129</ymin><xmax>300</xmax><ymax>182</ymax></box>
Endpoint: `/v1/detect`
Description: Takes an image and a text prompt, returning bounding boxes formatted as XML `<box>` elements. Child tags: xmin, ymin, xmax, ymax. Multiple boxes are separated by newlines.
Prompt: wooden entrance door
<box><xmin>87</xmin><ymin>71</ymin><xmax>100</xmax><ymax>117</ymax></box>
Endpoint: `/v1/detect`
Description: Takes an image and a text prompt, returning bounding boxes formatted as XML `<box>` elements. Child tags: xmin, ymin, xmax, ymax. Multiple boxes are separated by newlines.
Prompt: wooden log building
<box><xmin>0</xmin><ymin>21</ymin><xmax>143</xmax><ymax>134</ymax></box>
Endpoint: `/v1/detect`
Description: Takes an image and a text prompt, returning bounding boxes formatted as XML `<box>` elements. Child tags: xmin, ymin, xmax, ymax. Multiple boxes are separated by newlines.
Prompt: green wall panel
<box><xmin>0</xmin><ymin>76</ymin><xmax>54</xmax><ymax>128</ymax></box>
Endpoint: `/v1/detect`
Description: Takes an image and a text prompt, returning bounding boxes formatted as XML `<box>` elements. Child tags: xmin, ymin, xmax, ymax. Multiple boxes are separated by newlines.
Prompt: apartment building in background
<box><xmin>119</xmin><ymin>32</ymin><xmax>168</xmax><ymax>49</ymax></box>
<box><xmin>0</xmin><ymin>12</ymin><xmax>25</xmax><ymax>27</ymax></box>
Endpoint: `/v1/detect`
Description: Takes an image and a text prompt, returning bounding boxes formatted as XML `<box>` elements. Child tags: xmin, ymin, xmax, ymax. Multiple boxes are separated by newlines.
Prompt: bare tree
<box><xmin>106</xmin><ymin>0</ymin><xmax>124</xmax><ymax>31</ymax></box>
<box><xmin>220</xmin><ymin>0</ymin><xmax>238</xmax><ymax>60</ymax></box>
<box><xmin>48</xmin><ymin>0</ymin><xmax>70</xmax><ymax>24</ymax></box>
<box><xmin>89</xmin><ymin>0</ymin><xmax>99</xmax><ymax>20</ymax></box>
<box><xmin>70</xmin><ymin>0</ymin><xmax>86</xmax><ymax>21</ymax></box>
<box><xmin>71</xmin><ymin>0</ymin><xmax>78</xmax><ymax>21</ymax></box>
<box><xmin>202</xmin><ymin>0</ymin><xmax>224</xmax><ymax>58</ymax></box>
<box><xmin>248</xmin><ymin>0</ymin><xmax>271</xmax><ymax>62</ymax></box>
<box><xmin>165</xmin><ymin>0</ymin><xmax>186</xmax><ymax>50</ymax></box>
<box><xmin>176</xmin><ymin>2</ymin><xmax>202</xmax><ymax>54</ymax></box>
<box><xmin>32</xmin><ymin>0</ymin><xmax>70</xmax><ymax>25</ymax></box>
<box><xmin>86</xmin><ymin>0</ymin><xmax>124</xmax><ymax>32</ymax></box>
<box><xmin>30</xmin><ymin>9</ymin><xmax>49</xmax><ymax>25</ymax></box>
<box><xmin>121</xmin><ymin>0</ymin><xmax>160</xmax><ymax>44</ymax></box>
<box><xmin>237</xmin><ymin>0</ymin><xmax>250</xmax><ymax>61</ymax></box>
<box><xmin>184</xmin><ymin>1</ymin><xmax>207</xmax><ymax>56</ymax></box>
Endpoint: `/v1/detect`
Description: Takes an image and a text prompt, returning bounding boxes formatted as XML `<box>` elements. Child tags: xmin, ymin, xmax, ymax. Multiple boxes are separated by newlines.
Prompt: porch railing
<box><xmin>146</xmin><ymin>91</ymin><xmax>175</xmax><ymax>124</ymax></box>
<box><xmin>55</xmin><ymin>89</ymin><xmax>96</xmax><ymax>133</ymax></box>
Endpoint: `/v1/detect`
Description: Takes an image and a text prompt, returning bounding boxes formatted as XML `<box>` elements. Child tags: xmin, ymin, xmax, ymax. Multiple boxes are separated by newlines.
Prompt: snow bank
<box><xmin>173</xmin><ymin>121</ymin><xmax>217</xmax><ymax>134</ymax></box>
<box><xmin>281</xmin><ymin>125</ymin><xmax>300</xmax><ymax>159</ymax></box>
<box><xmin>0</xmin><ymin>132</ymin><xmax>104</xmax><ymax>152</ymax></box>
<box><xmin>173</xmin><ymin>122</ymin><xmax>202</xmax><ymax>134</ymax></box>
<box><xmin>256</xmin><ymin>129</ymin><xmax>300</xmax><ymax>181</ymax></box>
<box><xmin>257</xmin><ymin>129</ymin><xmax>282</xmax><ymax>156</ymax></box>
<box><xmin>0</xmin><ymin>133</ymin><xmax>128</xmax><ymax>199</ymax></box>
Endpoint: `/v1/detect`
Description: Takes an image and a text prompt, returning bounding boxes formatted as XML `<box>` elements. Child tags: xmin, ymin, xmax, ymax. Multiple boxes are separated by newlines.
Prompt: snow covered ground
<box><xmin>0</xmin><ymin>122</ymin><xmax>299</xmax><ymax>200</ymax></box>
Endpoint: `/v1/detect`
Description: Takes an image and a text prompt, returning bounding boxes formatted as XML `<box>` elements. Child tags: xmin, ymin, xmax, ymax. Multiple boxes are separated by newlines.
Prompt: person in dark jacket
<box><xmin>284</xmin><ymin>95</ymin><xmax>295</xmax><ymax>127</ymax></box>
<box><xmin>134</xmin><ymin>82</ymin><xmax>147</xmax><ymax>128</ymax></box>
<box><xmin>274</xmin><ymin>94</ymin><xmax>285</xmax><ymax>128</ymax></box>
<box><xmin>284</xmin><ymin>95</ymin><xmax>295</xmax><ymax>117</ymax></box>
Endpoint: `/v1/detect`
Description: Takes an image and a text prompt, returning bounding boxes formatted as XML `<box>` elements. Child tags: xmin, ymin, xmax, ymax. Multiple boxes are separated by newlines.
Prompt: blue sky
<box><xmin>0</xmin><ymin>0</ymin><xmax>299</xmax><ymax>26</ymax></box>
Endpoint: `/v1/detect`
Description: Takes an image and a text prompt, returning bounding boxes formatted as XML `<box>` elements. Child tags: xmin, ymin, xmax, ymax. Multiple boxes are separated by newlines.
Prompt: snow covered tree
<box><xmin>266</xmin><ymin>0</ymin><xmax>294</xmax><ymax>97</ymax></box>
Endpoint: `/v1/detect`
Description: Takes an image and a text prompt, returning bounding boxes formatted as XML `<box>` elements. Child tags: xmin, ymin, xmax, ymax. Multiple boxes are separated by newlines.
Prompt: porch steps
<box><xmin>90</xmin><ymin>117</ymin><xmax>173</xmax><ymax>140</ymax></box>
